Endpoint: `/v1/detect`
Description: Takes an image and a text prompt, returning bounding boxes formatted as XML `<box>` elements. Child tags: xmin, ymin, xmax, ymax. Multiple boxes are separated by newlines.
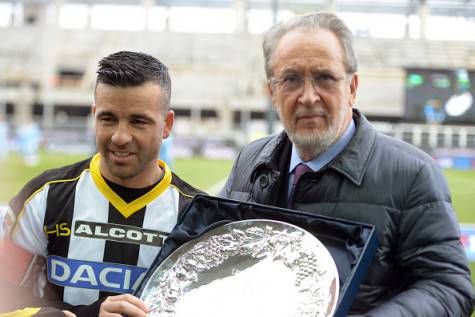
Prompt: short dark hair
<box><xmin>96</xmin><ymin>51</ymin><xmax>171</xmax><ymax>106</ymax></box>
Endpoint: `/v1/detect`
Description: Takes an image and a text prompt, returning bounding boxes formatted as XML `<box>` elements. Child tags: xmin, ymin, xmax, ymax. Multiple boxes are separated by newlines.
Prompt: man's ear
<box><xmin>162</xmin><ymin>110</ymin><xmax>175</xmax><ymax>139</ymax></box>
<box><xmin>349</xmin><ymin>73</ymin><xmax>359</xmax><ymax>107</ymax></box>
<box><xmin>92</xmin><ymin>104</ymin><xmax>96</xmax><ymax>116</ymax></box>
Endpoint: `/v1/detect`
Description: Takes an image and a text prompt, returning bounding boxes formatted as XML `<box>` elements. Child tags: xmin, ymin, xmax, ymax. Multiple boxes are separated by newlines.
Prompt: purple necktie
<box><xmin>293</xmin><ymin>163</ymin><xmax>312</xmax><ymax>185</ymax></box>
<box><xmin>289</xmin><ymin>163</ymin><xmax>312</xmax><ymax>204</ymax></box>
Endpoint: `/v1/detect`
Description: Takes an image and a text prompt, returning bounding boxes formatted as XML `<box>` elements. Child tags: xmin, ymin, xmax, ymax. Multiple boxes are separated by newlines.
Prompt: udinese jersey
<box><xmin>8</xmin><ymin>153</ymin><xmax>202</xmax><ymax>306</ymax></box>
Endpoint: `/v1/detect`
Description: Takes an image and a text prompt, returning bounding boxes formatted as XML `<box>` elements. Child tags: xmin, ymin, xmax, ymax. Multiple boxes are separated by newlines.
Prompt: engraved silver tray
<box><xmin>140</xmin><ymin>219</ymin><xmax>339</xmax><ymax>317</ymax></box>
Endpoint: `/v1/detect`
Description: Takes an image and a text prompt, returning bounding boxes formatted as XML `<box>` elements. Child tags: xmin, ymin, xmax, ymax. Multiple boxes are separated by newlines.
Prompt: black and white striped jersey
<box><xmin>9</xmin><ymin>153</ymin><xmax>202</xmax><ymax>306</ymax></box>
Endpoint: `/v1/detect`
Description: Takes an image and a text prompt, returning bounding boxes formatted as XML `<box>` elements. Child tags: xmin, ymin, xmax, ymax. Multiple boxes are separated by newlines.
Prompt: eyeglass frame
<box><xmin>268</xmin><ymin>70</ymin><xmax>352</xmax><ymax>94</ymax></box>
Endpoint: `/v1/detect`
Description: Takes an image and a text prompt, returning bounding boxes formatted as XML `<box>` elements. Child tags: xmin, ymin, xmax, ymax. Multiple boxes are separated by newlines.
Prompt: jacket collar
<box><xmin>249</xmin><ymin>109</ymin><xmax>376</xmax><ymax>186</ymax></box>
<box><xmin>328</xmin><ymin>110</ymin><xmax>376</xmax><ymax>186</ymax></box>
<box><xmin>249</xmin><ymin>132</ymin><xmax>288</xmax><ymax>182</ymax></box>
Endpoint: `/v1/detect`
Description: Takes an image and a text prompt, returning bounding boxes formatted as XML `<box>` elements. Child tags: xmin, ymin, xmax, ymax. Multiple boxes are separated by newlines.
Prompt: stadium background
<box><xmin>0</xmin><ymin>0</ymin><xmax>474</xmax><ymax>312</ymax></box>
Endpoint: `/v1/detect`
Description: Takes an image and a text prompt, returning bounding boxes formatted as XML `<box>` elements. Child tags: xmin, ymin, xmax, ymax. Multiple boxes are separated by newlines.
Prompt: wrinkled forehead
<box><xmin>271</xmin><ymin>28</ymin><xmax>347</xmax><ymax>75</ymax></box>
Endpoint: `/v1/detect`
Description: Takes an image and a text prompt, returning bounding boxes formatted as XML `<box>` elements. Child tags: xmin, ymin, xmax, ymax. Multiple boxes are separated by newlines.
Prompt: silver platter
<box><xmin>140</xmin><ymin>219</ymin><xmax>339</xmax><ymax>317</ymax></box>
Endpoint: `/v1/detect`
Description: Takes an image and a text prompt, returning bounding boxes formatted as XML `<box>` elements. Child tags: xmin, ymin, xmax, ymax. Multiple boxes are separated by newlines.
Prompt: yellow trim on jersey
<box><xmin>170</xmin><ymin>184</ymin><xmax>193</xmax><ymax>199</ymax></box>
<box><xmin>0</xmin><ymin>307</ymin><xmax>41</xmax><ymax>317</ymax></box>
<box><xmin>90</xmin><ymin>153</ymin><xmax>172</xmax><ymax>218</ymax></box>
<box><xmin>12</xmin><ymin>171</ymin><xmax>89</xmax><ymax>236</ymax></box>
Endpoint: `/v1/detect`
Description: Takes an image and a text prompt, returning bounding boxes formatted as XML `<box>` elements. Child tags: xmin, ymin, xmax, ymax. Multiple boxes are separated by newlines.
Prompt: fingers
<box><xmin>108</xmin><ymin>294</ymin><xmax>148</xmax><ymax>312</ymax></box>
<box><xmin>99</xmin><ymin>294</ymin><xmax>148</xmax><ymax>317</ymax></box>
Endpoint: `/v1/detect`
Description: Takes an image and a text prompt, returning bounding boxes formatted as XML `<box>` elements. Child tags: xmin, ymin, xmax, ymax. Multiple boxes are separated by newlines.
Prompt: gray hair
<box><xmin>263</xmin><ymin>12</ymin><xmax>358</xmax><ymax>79</ymax></box>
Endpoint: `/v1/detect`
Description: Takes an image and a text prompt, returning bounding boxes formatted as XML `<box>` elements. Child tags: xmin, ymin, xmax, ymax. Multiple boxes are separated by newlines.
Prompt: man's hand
<box><xmin>99</xmin><ymin>294</ymin><xmax>148</xmax><ymax>317</ymax></box>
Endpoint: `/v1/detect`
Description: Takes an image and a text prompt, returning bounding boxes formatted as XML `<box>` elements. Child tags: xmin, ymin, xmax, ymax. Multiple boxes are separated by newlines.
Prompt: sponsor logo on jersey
<box><xmin>47</xmin><ymin>255</ymin><xmax>146</xmax><ymax>293</ymax></box>
<box><xmin>74</xmin><ymin>220</ymin><xmax>167</xmax><ymax>246</ymax></box>
<box><xmin>44</xmin><ymin>222</ymin><xmax>71</xmax><ymax>236</ymax></box>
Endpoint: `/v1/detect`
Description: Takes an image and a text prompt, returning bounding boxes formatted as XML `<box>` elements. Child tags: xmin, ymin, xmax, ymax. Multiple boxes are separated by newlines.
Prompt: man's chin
<box><xmin>288</xmin><ymin>129</ymin><xmax>336</xmax><ymax>150</ymax></box>
<box><xmin>105</xmin><ymin>164</ymin><xmax>137</xmax><ymax>181</ymax></box>
<box><xmin>295</xmin><ymin>117</ymin><xmax>327</xmax><ymax>130</ymax></box>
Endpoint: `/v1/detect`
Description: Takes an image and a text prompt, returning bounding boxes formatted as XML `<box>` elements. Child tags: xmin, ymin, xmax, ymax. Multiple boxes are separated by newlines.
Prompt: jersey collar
<box><xmin>90</xmin><ymin>153</ymin><xmax>172</xmax><ymax>218</ymax></box>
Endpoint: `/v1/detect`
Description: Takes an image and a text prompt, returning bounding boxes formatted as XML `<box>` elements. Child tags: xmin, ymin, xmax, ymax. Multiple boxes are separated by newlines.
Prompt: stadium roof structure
<box><xmin>1</xmin><ymin>0</ymin><xmax>475</xmax><ymax>18</ymax></box>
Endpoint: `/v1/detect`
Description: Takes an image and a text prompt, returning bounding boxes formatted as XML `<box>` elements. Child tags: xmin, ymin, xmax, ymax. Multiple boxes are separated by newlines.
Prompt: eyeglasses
<box><xmin>269</xmin><ymin>72</ymin><xmax>346</xmax><ymax>93</ymax></box>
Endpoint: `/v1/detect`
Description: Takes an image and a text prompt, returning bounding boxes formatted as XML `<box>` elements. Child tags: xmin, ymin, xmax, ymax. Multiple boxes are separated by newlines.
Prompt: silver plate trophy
<box><xmin>140</xmin><ymin>219</ymin><xmax>339</xmax><ymax>317</ymax></box>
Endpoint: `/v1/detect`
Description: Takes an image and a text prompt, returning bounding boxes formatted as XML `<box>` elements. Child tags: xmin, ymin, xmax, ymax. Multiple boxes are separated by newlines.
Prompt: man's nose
<box><xmin>111</xmin><ymin>123</ymin><xmax>132</xmax><ymax>145</ymax></box>
<box><xmin>298</xmin><ymin>77</ymin><xmax>321</xmax><ymax>105</ymax></box>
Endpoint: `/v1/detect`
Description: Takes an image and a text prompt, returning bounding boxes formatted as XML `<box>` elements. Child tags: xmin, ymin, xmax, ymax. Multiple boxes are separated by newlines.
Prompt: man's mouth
<box><xmin>299</xmin><ymin>114</ymin><xmax>322</xmax><ymax>119</ymax></box>
<box><xmin>111</xmin><ymin>151</ymin><xmax>132</xmax><ymax>157</ymax></box>
<box><xmin>296</xmin><ymin>110</ymin><xmax>327</xmax><ymax>119</ymax></box>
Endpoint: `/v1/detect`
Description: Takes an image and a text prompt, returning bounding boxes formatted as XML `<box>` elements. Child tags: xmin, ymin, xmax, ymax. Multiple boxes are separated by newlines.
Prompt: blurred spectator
<box><xmin>159</xmin><ymin>133</ymin><xmax>174</xmax><ymax>169</ymax></box>
<box><xmin>0</xmin><ymin>114</ymin><xmax>8</xmax><ymax>162</ymax></box>
<box><xmin>16</xmin><ymin>120</ymin><xmax>42</xmax><ymax>166</ymax></box>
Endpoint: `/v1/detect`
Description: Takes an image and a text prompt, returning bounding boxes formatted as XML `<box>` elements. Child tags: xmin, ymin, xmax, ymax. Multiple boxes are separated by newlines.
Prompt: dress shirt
<box><xmin>287</xmin><ymin>119</ymin><xmax>356</xmax><ymax>198</ymax></box>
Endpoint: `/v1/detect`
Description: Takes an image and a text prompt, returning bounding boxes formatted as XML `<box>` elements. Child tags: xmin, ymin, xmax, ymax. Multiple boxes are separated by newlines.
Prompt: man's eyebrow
<box><xmin>280</xmin><ymin>67</ymin><xmax>302</xmax><ymax>74</ymax></box>
<box><xmin>95</xmin><ymin>110</ymin><xmax>115</xmax><ymax>117</ymax></box>
<box><xmin>130</xmin><ymin>113</ymin><xmax>155</xmax><ymax>122</ymax></box>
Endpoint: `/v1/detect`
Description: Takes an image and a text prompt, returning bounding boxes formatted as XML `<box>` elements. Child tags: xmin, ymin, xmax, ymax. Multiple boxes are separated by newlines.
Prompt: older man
<box><xmin>220</xmin><ymin>12</ymin><xmax>475</xmax><ymax>316</ymax></box>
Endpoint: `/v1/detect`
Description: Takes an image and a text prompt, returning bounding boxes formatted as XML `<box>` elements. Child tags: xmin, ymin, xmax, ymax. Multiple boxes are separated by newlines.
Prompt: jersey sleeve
<box><xmin>10</xmin><ymin>184</ymin><xmax>49</xmax><ymax>257</ymax></box>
